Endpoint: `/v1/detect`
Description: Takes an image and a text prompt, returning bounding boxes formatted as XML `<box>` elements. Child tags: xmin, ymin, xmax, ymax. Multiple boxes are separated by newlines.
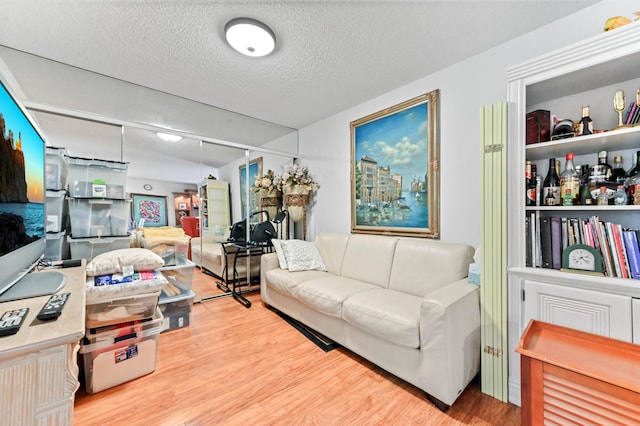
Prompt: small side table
<box><xmin>219</xmin><ymin>241</ymin><xmax>272</xmax><ymax>308</ymax></box>
<box><xmin>516</xmin><ymin>320</ymin><xmax>640</xmax><ymax>425</ymax></box>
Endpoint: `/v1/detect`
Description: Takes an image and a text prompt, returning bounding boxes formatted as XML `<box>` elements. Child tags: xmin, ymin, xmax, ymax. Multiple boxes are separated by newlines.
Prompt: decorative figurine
<box><xmin>578</xmin><ymin>105</ymin><xmax>593</xmax><ymax>136</ymax></box>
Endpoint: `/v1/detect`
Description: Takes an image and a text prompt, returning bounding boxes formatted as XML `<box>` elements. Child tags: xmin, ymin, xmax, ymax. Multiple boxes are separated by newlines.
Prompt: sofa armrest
<box><xmin>419</xmin><ymin>278</ymin><xmax>480</xmax><ymax>406</ymax></box>
<box><xmin>260</xmin><ymin>253</ymin><xmax>280</xmax><ymax>300</ymax></box>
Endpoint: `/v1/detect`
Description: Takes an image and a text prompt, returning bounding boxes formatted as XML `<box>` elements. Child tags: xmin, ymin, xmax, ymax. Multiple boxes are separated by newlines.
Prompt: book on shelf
<box><xmin>624</xmin><ymin>101</ymin><xmax>637</xmax><ymax>125</ymax></box>
<box><xmin>526</xmin><ymin>214</ymin><xmax>639</xmax><ymax>279</ymax></box>
<box><xmin>622</xmin><ymin>230</ymin><xmax>640</xmax><ymax>280</ymax></box>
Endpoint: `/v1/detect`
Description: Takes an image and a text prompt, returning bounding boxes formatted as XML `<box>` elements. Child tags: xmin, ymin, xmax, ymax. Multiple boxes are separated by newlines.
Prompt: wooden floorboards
<box><xmin>74</xmin><ymin>269</ymin><xmax>521</xmax><ymax>425</ymax></box>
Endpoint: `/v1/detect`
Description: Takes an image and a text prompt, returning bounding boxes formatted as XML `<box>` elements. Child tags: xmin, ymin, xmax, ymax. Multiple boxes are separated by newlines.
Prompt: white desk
<box><xmin>0</xmin><ymin>263</ymin><xmax>86</xmax><ymax>425</ymax></box>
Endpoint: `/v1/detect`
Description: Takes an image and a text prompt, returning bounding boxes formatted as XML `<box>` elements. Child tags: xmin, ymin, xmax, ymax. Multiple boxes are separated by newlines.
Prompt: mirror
<box><xmin>0</xmin><ymin>45</ymin><xmax>298</xmax><ymax>303</ymax></box>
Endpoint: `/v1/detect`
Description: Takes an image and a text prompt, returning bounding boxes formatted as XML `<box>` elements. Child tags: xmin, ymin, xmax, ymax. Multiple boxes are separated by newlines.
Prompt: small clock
<box><xmin>143</xmin><ymin>184</ymin><xmax>153</xmax><ymax>191</ymax></box>
<box><xmin>561</xmin><ymin>244</ymin><xmax>603</xmax><ymax>275</ymax></box>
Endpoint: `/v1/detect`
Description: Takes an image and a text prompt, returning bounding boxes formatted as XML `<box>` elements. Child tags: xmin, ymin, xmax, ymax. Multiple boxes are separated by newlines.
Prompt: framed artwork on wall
<box><xmin>350</xmin><ymin>90</ymin><xmax>440</xmax><ymax>238</ymax></box>
<box><xmin>131</xmin><ymin>193</ymin><xmax>168</xmax><ymax>227</ymax></box>
<box><xmin>239</xmin><ymin>156</ymin><xmax>263</xmax><ymax>220</ymax></box>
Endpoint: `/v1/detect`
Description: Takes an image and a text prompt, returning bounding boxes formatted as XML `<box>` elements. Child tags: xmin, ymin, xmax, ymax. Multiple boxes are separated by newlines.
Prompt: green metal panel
<box><xmin>480</xmin><ymin>102</ymin><xmax>508</xmax><ymax>402</ymax></box>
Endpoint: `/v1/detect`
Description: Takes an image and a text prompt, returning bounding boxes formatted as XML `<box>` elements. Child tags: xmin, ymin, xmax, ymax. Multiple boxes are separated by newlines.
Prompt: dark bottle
<box><xmin>543</xmin><ymin>158</ymin><xmax>560</xmax><ymax>206</ymax></box>
<box><xmin>598</xmin><ymin>150</ymin><xmax>614</xmax><ymax>181</ymax></box>
<box><xmin>579</xmin><ymin>164</ymin><xmax>593</xmax><ymax>205</ymax></box>
<box><xmin>612</xmin><ymin>155</ymin><xmax>627</xmax><ymax>184</ymax></box>
<box><xmin>627</xmin><ymin>151</ymin><xmax>640</xmax><ymax>178</ymax></box>
<box><xmin>626</xmin><ymin>151</ymin><xmax>640</xmax><ymax>204</ymax></box>
<box><xmin>527</xmin><ymin>164</ymin><xmax>538</xmax><ymax>206</ymax></box>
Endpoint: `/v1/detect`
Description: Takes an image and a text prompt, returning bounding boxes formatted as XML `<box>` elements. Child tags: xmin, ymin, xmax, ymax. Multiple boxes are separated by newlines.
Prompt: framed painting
<box><xmin>350</xmin><ymin>90</ymin><xmax>440</xmax><ymax>238</ymax></box>
<box><xmin>239</xmin><ymin>156</ymin><xmax>263</xmax><ymax>220</ymax></box>
<box><xmin>131</xmin><ymin>193</ymin><xmax>168</xmax><ymax>227</ymax></box>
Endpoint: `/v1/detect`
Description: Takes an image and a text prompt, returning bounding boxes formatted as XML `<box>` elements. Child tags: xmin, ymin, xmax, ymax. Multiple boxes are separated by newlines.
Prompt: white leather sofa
<box><xmin>260</xmin><ymin>232</ymin><xmax>480</xmax><ymax>409</ymax></box>
<box><xmin>191</xmin><ymin>235</ymin><xmax>261</xmax><ymax>283</ymax></box>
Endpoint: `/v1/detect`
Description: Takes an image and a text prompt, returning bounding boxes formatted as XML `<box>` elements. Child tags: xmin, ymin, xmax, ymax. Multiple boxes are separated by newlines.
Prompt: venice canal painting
<box><xmin>350</xmin><ymin>91</ymin><xmax>439</xmax><ymax>238</ymax></box>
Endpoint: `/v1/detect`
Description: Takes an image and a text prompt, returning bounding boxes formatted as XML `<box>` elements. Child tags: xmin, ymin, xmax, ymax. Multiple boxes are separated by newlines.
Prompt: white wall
<box><xmin>300</xmin><ymin>0</ymin><xmax>633</xmax><ymax>247</ymax></box>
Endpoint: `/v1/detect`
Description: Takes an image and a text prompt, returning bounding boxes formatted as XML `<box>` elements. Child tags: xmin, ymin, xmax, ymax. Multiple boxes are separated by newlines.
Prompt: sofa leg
<box><xmin>425</xmin><ymin>393</ymin><xmax>450</xmax><ymax>412</ymax></box>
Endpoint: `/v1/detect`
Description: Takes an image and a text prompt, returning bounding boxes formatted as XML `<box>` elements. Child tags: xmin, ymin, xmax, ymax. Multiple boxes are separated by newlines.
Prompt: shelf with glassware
<box><xmin>506</xmin><ymin>24</ymin><xmax>640</xmax><ymax>406</ymax></box>
<box><xmin>198</xmin><ymin>179</ymin><xmax>230</xmax><ymax>237</ymax></box>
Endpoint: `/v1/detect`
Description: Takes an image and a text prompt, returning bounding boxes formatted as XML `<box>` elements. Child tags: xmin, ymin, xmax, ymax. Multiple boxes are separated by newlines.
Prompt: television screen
<box><xmin>0</xmin><ymin>76</ymin><xmax>65</xmax><ymax>301</ymax></box>
<box><xmin>0</xmin><ymin>82</ymin><xmax>45</xmax><ymax>256</ymax></box>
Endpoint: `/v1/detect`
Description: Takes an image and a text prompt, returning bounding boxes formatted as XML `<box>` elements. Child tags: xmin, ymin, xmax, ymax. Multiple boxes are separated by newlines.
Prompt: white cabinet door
<box><xmin>523</xmin><ymin>280</ymin><xmax>632</xmax><ymax>342</ymax></box>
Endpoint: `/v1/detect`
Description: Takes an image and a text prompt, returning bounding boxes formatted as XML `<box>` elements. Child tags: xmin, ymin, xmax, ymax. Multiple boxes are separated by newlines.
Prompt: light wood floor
<box><xmin>74</xmin><ymin>269</ymin><xmax>521</xmax><ymax>425</ymax></box>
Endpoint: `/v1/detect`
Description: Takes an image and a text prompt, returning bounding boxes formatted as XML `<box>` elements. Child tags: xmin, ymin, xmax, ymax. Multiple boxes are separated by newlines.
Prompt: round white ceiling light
<box><xmin>225</xmin><ymin>18</ymin><xmax>275</xmax><ymax>57</ymax></box>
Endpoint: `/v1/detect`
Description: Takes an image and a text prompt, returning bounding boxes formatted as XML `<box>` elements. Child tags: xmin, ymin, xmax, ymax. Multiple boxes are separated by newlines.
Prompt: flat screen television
<box><xmin>0</xmin><ymin>74</ymin><xmax>66</xmax><ymax>302</ymax></box>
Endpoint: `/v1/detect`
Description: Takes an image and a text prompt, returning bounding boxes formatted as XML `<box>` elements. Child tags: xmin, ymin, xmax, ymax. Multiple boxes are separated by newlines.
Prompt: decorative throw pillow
<box><xmin>271</xmin><ymin>239</ymin><xmax>288</xmax><ymax>269</ymax></box>
<box><xmin>280</xmin><ymin>239</ymin><xmax>327</xmax><ymax>272</ymax></box>
<box><xmin>86</xmin><ymin>248</ymin><xmax>165</xmax><ymax>277</ymax></box>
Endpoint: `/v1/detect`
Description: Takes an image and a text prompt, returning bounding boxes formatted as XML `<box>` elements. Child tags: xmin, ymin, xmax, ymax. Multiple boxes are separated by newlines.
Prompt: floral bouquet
<box><xmin>274</xmin><ymin>164</ymin><xmax>320</xmax><ymax>194</ymax></box>
<box><xmin>251</xmin><ymin>169</ymin><xmax>278</xmax><ymax>193</ymax></box>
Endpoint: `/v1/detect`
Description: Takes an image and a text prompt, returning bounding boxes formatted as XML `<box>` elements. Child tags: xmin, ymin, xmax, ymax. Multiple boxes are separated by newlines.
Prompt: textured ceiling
<box><xmin>0</xmin><ymin>0</ymin><xmax>600</xmax><ymax>132</ymax></box>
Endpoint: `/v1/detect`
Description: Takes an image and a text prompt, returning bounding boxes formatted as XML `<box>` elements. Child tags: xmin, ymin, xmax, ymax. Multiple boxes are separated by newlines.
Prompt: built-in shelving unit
<box><xmin>505</xmin><ymin>23</ymin><xmax>640</xmax><ymax>406</ymax></box>
<box><xmin>198</xmin><ymin>179</ymin><xmax>230</xmax><ymax>237</ymax></box>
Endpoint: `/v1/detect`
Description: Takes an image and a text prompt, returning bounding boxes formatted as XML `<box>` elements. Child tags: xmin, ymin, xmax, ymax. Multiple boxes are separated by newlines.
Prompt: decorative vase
<box><xmin>259</xmin><ymin>188</ymin><xmax>282</xmax><ymax>221</ymax></box>
<box><xmin>283</xmin><ymin>185</ymin><xmax>309</xmax><ymax>222</ymax></box>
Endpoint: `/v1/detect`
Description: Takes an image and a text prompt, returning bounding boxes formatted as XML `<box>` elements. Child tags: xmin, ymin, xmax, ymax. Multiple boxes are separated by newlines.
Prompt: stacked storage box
<box><xmin>139</xmin><ymin>227</ymin><xmax>196</xmax><ymax>332</ymax></box>
<box><xmin>65</xmin><ymin>156</ymin><xmax>132</xmax><ymax>260</ymax></box>
<box><xmin>80</xmin><ymin>263</ymin><xmax>167</xmax><ymax>394</ymax></box>
<box><xmin>44</xmin><ymin>147</ymin><xmax>70</xmax><ymax>261</ymax></box>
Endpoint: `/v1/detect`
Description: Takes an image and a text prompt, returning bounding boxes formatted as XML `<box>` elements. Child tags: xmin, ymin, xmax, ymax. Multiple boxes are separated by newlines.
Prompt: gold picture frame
<box><xmin>350</xmin><ymin>90</ymin><xmax>440</xmax><ymax>238</ymax></box>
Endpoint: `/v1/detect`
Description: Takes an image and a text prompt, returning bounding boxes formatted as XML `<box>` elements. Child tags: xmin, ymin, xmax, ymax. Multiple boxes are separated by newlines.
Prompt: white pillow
<box><xmin>86</xmin><ymin>248</ymin><xmax>165</xmax><ymax>277</ymax></box>
<box><xmin>271</xmin><ymin>239</ymin><xmax>288</xmax><ymax>269</ymax></box>
<box><xmin>280</xmin><ymin>240</ymin><xmax>327</xmax><ymax>272</ymax></box>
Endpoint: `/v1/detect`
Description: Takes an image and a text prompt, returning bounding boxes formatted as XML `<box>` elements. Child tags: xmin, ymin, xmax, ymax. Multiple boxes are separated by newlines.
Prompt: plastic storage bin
<box><xmin>66</xmin><ymin>156</ymin><xmax>128</xmax><ymax>199</ymax></box>
<box><xmin>45</xmin><ymin>189</ymin><xmax>68</xmax><ymax>232</ymax></box>
<box><xmin>141</xmin><ymin>236</ymin><xmax>190</xmax><ymax>266</ymax></box>
<box><xmin>85</xmin><ymin>307</ymin><xmax>164</xmax><ymax>343</ymax></box>
<box><xmin>79</xmin><ymin>312</ymin><xmax>163</xmax><ymax>394</ymax></box>
<box><xmin>45</xmin><ymin>146</ymin><xmax>68</xmax><ymax>190</ymax></box>
<box><xmin>44</xmin><ymin>230</ymin><xmax>70</xmax><ymax>261</ymax></box>
<box><xmin>159</xmin><ymin>290</ymin><xmax>194</xmax><ymax>333</ymax></box>
<box><xmin>67</xmin><ymin>198</ymin><xmax>131</xmax><ymax>237</ymax></box>
<box><xmin>68</xmin><ymin>235</ymin><xmax>132</xmax><ymax>261</ymax></box>
<box><xmin>85</xmin><ymin>291</ymin><xmax>161</xmax><ymax>328</ymax></box>
<box><xmin>158</xmin><ymin>260</ymin><xmax>195</xmax><ymax>297</ymax></box>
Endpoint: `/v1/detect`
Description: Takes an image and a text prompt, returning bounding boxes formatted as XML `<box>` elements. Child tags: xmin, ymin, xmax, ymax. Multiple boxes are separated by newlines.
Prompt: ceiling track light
<box><xmin>225</xmin><ymin>17</ymin><xmax>276</xmax><ymax>57</ymax></box>
<box><xmin>157</xmin><ymin>132</ymin><xmax>182</xmax><ymax>142</ymax></box>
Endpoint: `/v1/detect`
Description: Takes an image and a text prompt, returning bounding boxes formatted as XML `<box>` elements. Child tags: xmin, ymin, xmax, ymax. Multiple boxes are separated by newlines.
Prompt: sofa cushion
<box><xmin>265</xmin><ymin>268</ymin><xmax>332</xmax><ymax>298</ymax></box>
<box><xmin>340</xmin><ymin>234</ymin><xmax>397</xmax><ymax>288</ymax></box>
<box><xmin>271</xmin><ymin>239</ymin><xmax>289</xmax><ymax>269</ymax></box>
<box><xmin>295</xmin><ymin>276</ymin><xmax>378</xmax><ymax>317</ymax></box>
<box><xmin>343</xmin><ymin>289</ymin><xmax>422</xmax><ymax>349</ymax></box>
<box><xmin>388</xmin><ymin>239</ymin><xmax>474</xmax><ymax>297</ymax></box>
<box><xmin>279</xmin><ymin>239</ymin><xmax>327</xmax><ymax>272</ymax></box>
<box><xmin>314</xmin><ymin>233</ymin><xmax>349</xmax><ymax>275</ymax></box>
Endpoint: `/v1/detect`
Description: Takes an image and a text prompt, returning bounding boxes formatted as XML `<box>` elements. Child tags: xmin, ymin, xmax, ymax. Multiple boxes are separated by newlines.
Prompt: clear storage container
<box><xmin>157</xmin><ymin>260</ymin><xmax>195</xmax><ymax>299</ymax></box>
<box><xmin>45</xmin><ymin>189</ymin><xmax>68</xmax><ymax>232</ymax></box>
<box><xmin>45</xmin><ymin>146</ymin><xmax>69</xmax><ymax>190</ymax></box>
<box><xmin>66</xmin><ymin>156</ymin><xmax>128</xmax><ymax>199</ymax></box>
<box><xmin>79</xmin><ymin>313</ymin><xmax>163</xmax><ymax>394</ymax></box>
<box><xmin>141</xmin><ymin>236</ymin><xmax>190</xmax><ymax>266</ymax></box>
<box><xmin>85</xmin><ymin>291</ymin><xmax>161</xmax><ymax>328</ymax></box>
<box><xmin>159</xmin><ymin>290</ymin><xmax>194</xmax><ymax>333</ymax></box>
<box><xmin>67</xmin><ymin>235</ymin><xmax>132</xmax><ymax>261</ymax></box>
<box><xmin>68</xmin><ymin>198</ymin><xmax>131</xmax><ymax>238</ymax></box>
<box><xmin>44</xmin><ymin>230</ymin><xmax>69</xmax><ymax>261</ymax></box>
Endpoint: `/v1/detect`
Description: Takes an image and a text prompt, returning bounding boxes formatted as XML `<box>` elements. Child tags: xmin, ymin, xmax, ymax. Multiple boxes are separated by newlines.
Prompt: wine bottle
<box><xmin>598</xmin><ymin>150</ymin><xmax>613</xmax><ymax>181</ymax></box>
<box><xmin>543</xmin><ymin>158</ymin><xmax>560</xmax><ymax>206</ymax></box>
<box><xmin>625</xmin><ymin>151</ymin><xmax>640</xmax><ymax>204</ymax></box>
<box><xmin>560</xmin><ymin>153</ymin><xmax>579</xmax><ymax>206</ymax></box>
<box><xmin>612</xmin><ymin>155</ymin><xmax>627</xmax><ymax>185</ymax></box>
<box><xmin>526</xmin><ymin>163</ymin><xmax>537</xmax><ymax>206</ymax></box>
<box><xmin>627</xmin><ymin>151</ymin><xmax>640</xmax><ymax>178</ymax></box>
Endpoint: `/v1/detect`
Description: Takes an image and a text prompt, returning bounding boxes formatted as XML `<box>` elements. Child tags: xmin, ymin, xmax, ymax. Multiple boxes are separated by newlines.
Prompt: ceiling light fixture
<box><xmin>225</xmin><ymin>17</ymin><xmax>275</xmax><ymax>57</ymax></box>
<box><xmin>157</xmin><ymin>132</ymin><xmax>182</xmax><ymax>142</ymax></box>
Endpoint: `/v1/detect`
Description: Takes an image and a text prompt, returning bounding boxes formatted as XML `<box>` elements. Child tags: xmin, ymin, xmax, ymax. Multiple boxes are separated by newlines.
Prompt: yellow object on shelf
<box><xmin>603</xmin><ymin>15</ymin><xmax>632</xmax><ymax>31</ymax></box>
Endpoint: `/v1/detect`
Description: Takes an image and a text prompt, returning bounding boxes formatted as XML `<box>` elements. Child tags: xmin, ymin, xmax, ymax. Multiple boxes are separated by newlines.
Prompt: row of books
<box><xmin>623</xmin><ymin>101</ymin><xmax>640</xmax><ymax>126</ymax></box>
<box><xmin>525</xmin><ymin>213</ymin><xmax>640</xmax><ymax>279</ymax></box>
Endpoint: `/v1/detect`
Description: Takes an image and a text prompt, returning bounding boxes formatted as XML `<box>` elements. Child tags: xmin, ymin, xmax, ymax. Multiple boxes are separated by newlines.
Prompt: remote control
<box><xmin>0</xmin><ymin>308</ymin><xmax>29</xmax><ymax>337</ymax></box>
<box><xmin>37</xmin><ymin>292</ymin><xmax>70</xmax><ymax>321</ymax></box>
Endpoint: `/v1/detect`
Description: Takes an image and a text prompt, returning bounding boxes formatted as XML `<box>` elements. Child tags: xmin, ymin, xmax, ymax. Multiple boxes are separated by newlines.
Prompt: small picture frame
<box><xmin>178</xmin><ymin>202</ymin><xmax>187</xmax><ymax>210</ymax></box>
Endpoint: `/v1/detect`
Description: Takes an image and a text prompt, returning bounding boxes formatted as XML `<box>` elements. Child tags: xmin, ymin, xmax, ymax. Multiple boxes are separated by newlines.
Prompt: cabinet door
<box><xmin>523</xmin><ymin>280</ymin><xmax>632</xmax><ymax>342</ymax></box>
